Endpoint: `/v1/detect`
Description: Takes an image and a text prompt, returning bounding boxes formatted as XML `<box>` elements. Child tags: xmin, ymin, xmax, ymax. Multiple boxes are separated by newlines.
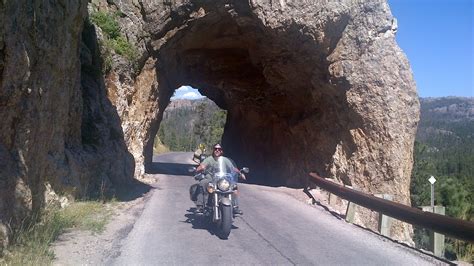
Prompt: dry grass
<box><xmin>153</xmin><ymin>136</ymin><xmax>170</xmax><ymax>155</ymax></box>
<box><xmin>1</xmin><ymin>201</ymin><xmax>111</xmax><ymax>265</ymax></box>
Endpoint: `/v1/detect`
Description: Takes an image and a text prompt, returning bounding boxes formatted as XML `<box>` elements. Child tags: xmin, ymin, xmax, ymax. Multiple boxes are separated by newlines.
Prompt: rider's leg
<box><xmin>196</xmin><ymin>178</ymin><xmax>210</xmax><ymax>210</ymax></box>
<box><xmin>233</xmin><ymin>189</ymin><xmax>243</xmax><ymax>215</ymax></box>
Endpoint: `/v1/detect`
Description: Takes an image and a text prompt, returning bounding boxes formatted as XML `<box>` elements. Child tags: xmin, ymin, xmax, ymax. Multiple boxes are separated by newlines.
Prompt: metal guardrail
<box><xmin>308</xmin><ymin>172</ymin><xmax>474</xmax><ymax>243</ymax></box>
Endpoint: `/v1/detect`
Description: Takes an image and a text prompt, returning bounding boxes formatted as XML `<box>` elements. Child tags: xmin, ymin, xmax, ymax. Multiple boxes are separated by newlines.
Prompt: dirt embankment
<box><xmin>52</xmin><ymin>180</ymin><xmax>155</xmax><ymax>265</ymax></box>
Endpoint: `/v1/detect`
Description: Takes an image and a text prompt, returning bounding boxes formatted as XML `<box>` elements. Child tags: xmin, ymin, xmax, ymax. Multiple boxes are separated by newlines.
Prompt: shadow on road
<box><xmin>114</xmin><ymin>180</ymin><xmax>153</xmax><ymax>202</ymax></box>
<box><xmin>313</xmin><ymin>200</ymin><xmax>345</xmax><ymax>221</ymax></box>
<box><xmin>147</xmin><ymin>162</ymin><xmax>197</xmax><ymax>176</ymax></box>
<box><xmin>182</xmin><ymin>207</ymin><xmax>239</xmax><ymax>239</ymax></box>
<box><xmin>183</xmin><ymin>207</ymin><xmax>211</xmax><ymax>231</ymax></box>
<box><xmin>303</xmin><ymin>188</ymin><xmax>343</xmax><ymax>221</ymax></box>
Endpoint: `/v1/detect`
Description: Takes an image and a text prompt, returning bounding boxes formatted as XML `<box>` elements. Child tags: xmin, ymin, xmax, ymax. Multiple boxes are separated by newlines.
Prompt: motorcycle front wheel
<box><xmin>218</xmin><ymin>205</ymin><xmax>232</xmax><ymax>239</ymax></box>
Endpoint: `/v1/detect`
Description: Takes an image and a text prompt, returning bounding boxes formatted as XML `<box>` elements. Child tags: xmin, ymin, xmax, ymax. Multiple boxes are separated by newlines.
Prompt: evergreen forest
<box><xmin>411</xmin><ymin>97</ymin><xmax>473</xmax><ymax>261</ymax></box>
<box><xmin>156</xmin><ymin>98</ymin><xmax>226</xmax><ymax>153</ymax></box>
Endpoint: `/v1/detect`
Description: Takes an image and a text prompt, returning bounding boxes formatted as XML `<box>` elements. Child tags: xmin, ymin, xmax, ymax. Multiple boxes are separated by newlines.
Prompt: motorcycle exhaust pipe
<box><xmin>213</xmin><ymin>193</ymin><xmax>219</xmax><ymax>222</ymax></box>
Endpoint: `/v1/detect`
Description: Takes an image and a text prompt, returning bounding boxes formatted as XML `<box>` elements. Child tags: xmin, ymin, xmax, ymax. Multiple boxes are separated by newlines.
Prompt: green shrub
<box><xmin>111</xmin><ymin>36</ymin><xmax>139</xmax><ymax>62</ymax></box>
<box><xmin>90</xmin><ymin>11</ymin><xmax>120</xmax><ymax>39</ymax></box>
<box><xmin>90</xmin><ymin>10</ymin><xmax>140</xmax><ymax>72</ymax></box>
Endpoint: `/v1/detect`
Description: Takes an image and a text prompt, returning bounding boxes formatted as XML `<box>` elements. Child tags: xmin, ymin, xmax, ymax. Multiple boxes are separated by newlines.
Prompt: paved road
<box><xmin>110</xmin><ymin>152</ymin><xmax>444</xmax><ymax>265</ymax></box>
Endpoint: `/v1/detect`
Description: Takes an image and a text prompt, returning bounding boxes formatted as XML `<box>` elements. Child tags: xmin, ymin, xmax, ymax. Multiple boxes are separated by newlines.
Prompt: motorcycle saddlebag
<box><xmin>189</xmin><ymin>184</ymin><xmax>199</xmax><ymax>202</ymax></box>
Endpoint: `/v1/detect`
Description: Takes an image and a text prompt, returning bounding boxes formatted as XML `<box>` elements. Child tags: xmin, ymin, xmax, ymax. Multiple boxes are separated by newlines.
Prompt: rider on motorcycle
<box><xmin>195</xmin><ymin>143</ymin><xmax>246</xmax><ymax>214</ymax></box>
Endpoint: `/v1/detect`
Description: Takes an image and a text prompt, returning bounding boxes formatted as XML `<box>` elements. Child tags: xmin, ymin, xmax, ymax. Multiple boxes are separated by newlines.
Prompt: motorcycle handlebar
<box><xmin>194</xmin><ymin>173</ymin><xmax>204</xmax><ymax>181</ymax></box>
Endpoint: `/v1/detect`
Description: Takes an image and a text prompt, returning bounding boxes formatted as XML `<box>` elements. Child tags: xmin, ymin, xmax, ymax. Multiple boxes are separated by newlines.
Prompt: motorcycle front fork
<box><xmin>212</xmin><ymin>193</ymin><xmax>233</xmax><ymax>222</ymax></box>
<box><xmin>213</xmin><ymin>193</ymin><xmax>219</xmax><ymax>222</ymax></box>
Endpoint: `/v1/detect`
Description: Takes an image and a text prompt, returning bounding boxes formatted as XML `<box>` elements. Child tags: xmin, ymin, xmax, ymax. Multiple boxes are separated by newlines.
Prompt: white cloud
<box><xmin>177</xmin><ymin>85</ymin><xmax>193</xmax><ymax>92</ymax></box>
<box><xmin>182</xmin><ymin>92</ymin><xmax>203</xmax><ymax>99</ymax></box>
<box><xmin>171</xmin><ymin>86</ymin><xmax>204</xmax><ymax>100</ymax></box>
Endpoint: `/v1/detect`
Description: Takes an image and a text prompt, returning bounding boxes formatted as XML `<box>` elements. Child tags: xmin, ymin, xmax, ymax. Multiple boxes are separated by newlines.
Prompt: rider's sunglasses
<box><xmin>214</xmin><ymin>148</ymin><xmax>222</xmax><ymax>152</ymax></box>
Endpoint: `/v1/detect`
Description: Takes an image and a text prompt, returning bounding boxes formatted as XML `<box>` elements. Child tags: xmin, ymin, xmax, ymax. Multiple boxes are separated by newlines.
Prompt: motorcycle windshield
<box><xmin>214</xmin><ymin>157</ymin><xmax>235</xmax><ymax>181</ymax></box>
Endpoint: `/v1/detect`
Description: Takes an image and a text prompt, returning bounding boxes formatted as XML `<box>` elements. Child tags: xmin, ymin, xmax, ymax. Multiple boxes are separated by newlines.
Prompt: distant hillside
<box><xmin>157</xmin><ymin>98</ymin><xmax>226</xmax><ymax>152</ymax></box>
<box><xmin>417</xmin><ymin>97</ymin><xmax>474</xmax><ymax>143</ymax></box>
<box><xmin>419</xmin><ymin>97</ymin><xmax>474</xmax><ymax>120</ymax></box>
<box><xmin>165</xmin><ymin>98</ymin><xmax>210</xmax><ymax>112</ymax></box>
<box><xmin>412</xmin><ymin>97</ymin><xmax>473</xmax><ymax>260</ymax></box>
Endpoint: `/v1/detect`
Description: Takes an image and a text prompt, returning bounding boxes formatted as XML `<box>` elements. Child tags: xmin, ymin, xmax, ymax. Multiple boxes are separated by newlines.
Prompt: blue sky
<box><xmin>173</xmin><ymin>1</ymin><xmax>473</xmax><ymax>99</ymax></box>
<box><xmin>388</xmin><ymin>0</ymin><xmax>473</xmax><ymax>97</ymax></box>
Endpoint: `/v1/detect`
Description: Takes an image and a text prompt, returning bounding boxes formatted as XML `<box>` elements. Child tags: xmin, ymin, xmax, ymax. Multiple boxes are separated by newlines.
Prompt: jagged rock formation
<box><xmin>0</xmin><ymin>0</ymin><xmax>419</xmax><ymax>250</ymax></box>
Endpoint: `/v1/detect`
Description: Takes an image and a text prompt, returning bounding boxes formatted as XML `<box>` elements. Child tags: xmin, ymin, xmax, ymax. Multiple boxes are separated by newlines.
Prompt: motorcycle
<box><xmin>188</xmin><ymin>159</ymin><xmax>249</xmax><ymax>239</ymax></box>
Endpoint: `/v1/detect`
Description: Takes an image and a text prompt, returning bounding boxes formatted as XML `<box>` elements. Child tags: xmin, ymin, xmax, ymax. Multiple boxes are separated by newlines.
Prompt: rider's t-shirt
<box><xmin>201</xmin><ymin>156</ymin><xmax>236</xmax><ymax>178</ymax></box>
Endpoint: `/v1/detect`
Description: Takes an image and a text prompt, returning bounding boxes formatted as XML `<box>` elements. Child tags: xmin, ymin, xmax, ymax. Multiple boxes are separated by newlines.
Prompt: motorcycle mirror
<box><xmin>241</xmin><ymin>167</ymin><xmax>250</xmax><ymax>174</ymax></box>
<box><xmin>188</xmin><ymin>166</ymin><xmax>196</xmax><ymax>172</ymax></box>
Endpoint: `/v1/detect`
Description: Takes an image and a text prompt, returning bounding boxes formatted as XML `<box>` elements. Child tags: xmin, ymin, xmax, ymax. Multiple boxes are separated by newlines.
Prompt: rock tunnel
<box><xmin>112</xmin><ymin>1</ymin><xmax>419</xmax><ymax>240</ymax></box>
<box><xmin>0</xmin><ymin>0</ymin><xmax>420</xmax><ymax>247</ymax></box>
<box><xmin>129</xmin><ymin>1</ymin><xmax>420</xmax><ymax>192</ymax></box>
<box><xmin>147</xmin><ymin>3</ymin><xmax>360</xmax><ymax>187</ymax></box>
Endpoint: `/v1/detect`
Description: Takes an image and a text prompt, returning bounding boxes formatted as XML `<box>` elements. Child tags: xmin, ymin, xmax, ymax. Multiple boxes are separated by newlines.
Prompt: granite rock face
<box><xmin>0</xmin><ymin>0</ymin><xmax>134</xmax><ymax>252</ymax></box>
<box><xmin>0</xmin><ymin>0</ymin><xmax>419</xmax><ymax>249</ymax></box>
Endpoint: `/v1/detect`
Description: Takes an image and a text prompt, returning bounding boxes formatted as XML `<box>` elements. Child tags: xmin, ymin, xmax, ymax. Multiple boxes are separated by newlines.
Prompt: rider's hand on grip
<box><xmin>194</xmin><ymin>173</ymin><xmax>203</xmax><ymax>181</ymax></box>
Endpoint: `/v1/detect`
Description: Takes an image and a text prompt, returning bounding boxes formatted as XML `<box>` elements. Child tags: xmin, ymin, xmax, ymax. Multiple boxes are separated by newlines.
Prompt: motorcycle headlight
<box><xmin>207</xmin><ymin>183</ymin><xmax>216</xmax><ymax>193</ymax></box>
<box><xmin>217</xmin><ymin>179</ymin><xmax>230</xmax><ymax>191</ymax></box>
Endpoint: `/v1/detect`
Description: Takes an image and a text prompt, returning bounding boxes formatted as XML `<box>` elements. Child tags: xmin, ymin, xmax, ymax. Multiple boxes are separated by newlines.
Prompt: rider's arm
<box><xmin>196</xmin><ymin>163</ymin><xmax>207</xmax><ymax>173</ymax></box>
<box><xmin>239</xmin><ymin>171</ymin><xmax>247</xmax><ymax>180</ymax></box>
<box><xmin>229</xmin><ymin>159</ymin><xmax>246</xmax><ymax>181</ymax></box>
<box><xmin>231</xmin><ymin>167</ymin><xmax>246</xmax><ymax>180</ymax></box>
<box><xmin>196</xmin><ymin>157</ymin><xmax>211</xmax><ymax>172</ymax></box>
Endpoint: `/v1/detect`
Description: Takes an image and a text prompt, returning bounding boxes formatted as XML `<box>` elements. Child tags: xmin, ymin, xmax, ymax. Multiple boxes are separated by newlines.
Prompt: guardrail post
<box><xmin>344</xmin><ymin>186</ymin><xmax>356</xmax><ymax>223</ymax></box>
<box><xmin>324</xmin><ymin>179</ymin><xmax>357</xmax><ymax>222</ymax></box>
<box><xmin>345</xmin><ymin>202</ymin><xmax>356</xmax><ymax>223</ymax></box>
<box><xmin>325</xmin><ymin>178</ymin><xmax>338</xmax><ymax>206</ymax></box>
<box><xmin>421</xmin><ymin>206</ymin><xmax>446</xmax><ymax>257</ymax></box>
<box><xmin>374</xmin><ymin>194</ymin><xmax>393</xmax><ymax>237</ymax></box>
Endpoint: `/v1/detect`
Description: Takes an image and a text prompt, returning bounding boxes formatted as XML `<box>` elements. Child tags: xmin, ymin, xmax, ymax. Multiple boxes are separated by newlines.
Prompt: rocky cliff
<box><xmin>0</xmin><ymin>0</ymin><xmax>419</xmax><ymax>250</ymax></box>
<box><xmin>0</xmin><ymin>0</ymin><xmax>135</xmax><ymax>253</ymax></box>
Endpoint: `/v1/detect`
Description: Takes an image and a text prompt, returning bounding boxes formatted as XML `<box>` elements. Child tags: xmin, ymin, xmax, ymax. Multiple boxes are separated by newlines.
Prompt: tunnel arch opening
<box><xmin>155</xmin><ymin>86</ymin><xmax>227</xmax><ymax>153</ymax></box>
